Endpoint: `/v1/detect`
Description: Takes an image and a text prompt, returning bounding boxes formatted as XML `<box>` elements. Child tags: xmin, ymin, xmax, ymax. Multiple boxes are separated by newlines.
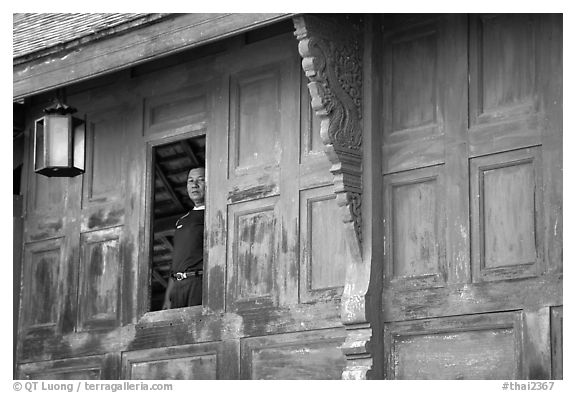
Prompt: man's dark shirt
<box><xmin>171</xmin><ymin>209</ymin><xmax>204</xmax><ymax>274</ymax></box>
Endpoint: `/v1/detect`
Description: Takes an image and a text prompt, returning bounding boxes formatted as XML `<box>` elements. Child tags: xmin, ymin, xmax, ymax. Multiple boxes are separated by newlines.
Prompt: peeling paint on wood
<box><xmin>85</xmin><ymin>208</ymin><xmax>124</xmax><ymax>230</ymax></box>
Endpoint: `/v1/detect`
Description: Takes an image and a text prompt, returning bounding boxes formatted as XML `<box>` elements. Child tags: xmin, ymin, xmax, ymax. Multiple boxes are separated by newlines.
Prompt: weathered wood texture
<box><xmin>13</xmin><ymin>14</ymin><xmax>292</xmax><ymax>100</ymax></box>
<box><xmin>17</xmin><ymin>353</ymin><xmax>119</xmax><ymax>380</ymax></box>
<box><xmin>13</xmin><ymin>196</ymin><xmax>24</xmax><ymax>378</ymax></box>
<box><xmin>122</xmin><ymin>340</ymin><xmax>239</xmax><ymax>379</ymax></box>
<box><xmin>240</xmin><ymin>329</ymin><xmax>346</xmax><ymax>379</ymax></box>
<box><xmin>16</xmin><ymin>27</ymin><xmax>346</xmax><ymax>379</ymax></box>
<box><xmin>551</xmin><ymin>306</ymin><xmax>563</xmax><ymax>379</ymax></box>
<box><xmin>379</xmin><ymin>14</ymin><xmax>562</xmax><ymax>379</ymax></box>
<box><xmin>384</xmin><ymin>312</ymin><xmax>523</xmax><ymax>379</ymax></box>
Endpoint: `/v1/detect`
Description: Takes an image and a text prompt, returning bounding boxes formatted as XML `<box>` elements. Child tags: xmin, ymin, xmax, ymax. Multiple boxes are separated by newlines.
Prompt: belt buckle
<box><xmin>175</xmin><ymin>272</ymin><xmax>185</xmax><ymax>281</ymax></box>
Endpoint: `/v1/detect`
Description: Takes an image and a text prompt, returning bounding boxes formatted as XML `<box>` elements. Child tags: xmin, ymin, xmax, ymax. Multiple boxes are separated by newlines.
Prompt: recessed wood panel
<box><xmin>299</xmin><ymin>186</ymin><xmax>346</xmax><ymax>302</ymax></box>
<box><xmin>78</xmin><ymin>227</ymin><xmax>122</xmax><ymax>331</ymax></box>
<box><xmin>476</xmin><ymin>15</ymin><xmax>536</xmax><ymax>114</ymax></box>
<box><xmin>471</xmin><ymin>147</ymin><xmax>543</xmax><ymax>282</ymax></box>
<box><xmin>382</xmin><ymin>20</ymin><xmax>446</xmax><ymax>174</ymax></box>
<box><xmin>17</xmin><ymin>354</ymin><xmax>115</xmax><ymax>379</ymax></box>
<box><xmin>484</xmin><ymin>163</ymin><xmax>536</xmax><ymax>267</ymax></box>
<box><xmin>227</xmin><ymin>197</ymin><xmax>278</xmax><ymax>310</ymax></box>
<box><xmin>389</xmin><ymin>29</ymin><xmax>437</xmax><ymax>132</ymax></box>
<box><xmin>383</xmin><ymin>165</ymin><xmax>446</xmax><ymax>288</ymax></box>
<box><xmin>130</xmin><ymin>354</ymin><xmax>217</xmax><ymax>380</ymax></box>
<box><xmin>144</xmin><ymin>85</ymin><xmax>207</xmax><ymax>135</ymax></box>
<box><xmin>27</xmin><ymin>367</ymin><xmax>101</xmax><ymax>380</ymax></box>
<box><xmin>229</xmin><ymin>65</ymin><xmax>281</xmax><ymax>175</ymax></box>
<box><xmin>241</xmin><ymin>328</ymin><xmax>346</xmax><ymax>380</ymax></box>
<box><xmin>83</xmin><ymin>110</ymin><xmax>125</xmax><ymax>205</ymax></box>
<box><xmin>385</xmin><ymin>312</ymin><xmax>522</xmax><ymax>379</ymax></box>
<box><xmin>122</xmin><ymin>341</ymin><xmax>238</xmax><ymax>380</ymax></box>
<box><xmin>468</xmin><ymin>15</ymin><xmax>540</xmax><ymax>155</ymax></box>
<box><xmin>22</xmin><ymin>238</ymin><xmax>63</xmax><ymax>330</ymax></box>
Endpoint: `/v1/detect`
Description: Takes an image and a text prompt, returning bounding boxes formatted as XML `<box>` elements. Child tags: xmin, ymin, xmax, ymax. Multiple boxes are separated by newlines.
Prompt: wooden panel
<box><xmin>83</xmin><ymin>110</ymin><xmax>125</xmax><ymax>206</ymax></box>
<box><xmin>226</xmin><ymin>171</ymin><xmax>280</xmax><ymax>204</ymax></box>
<box><xmin>471</xmin><ymin>14</ymin><xmax>536</xmax><ymax>117</ymax></box>
<box><xmin>227</xmin><ymin>197</ymin><xmax>278</xmax><ymax>311</ymax></box>
<box><xmin>382</xmin><ymin>273</ymin><xmax>562</xmax><ymax>322</ymax></box>
<box><xmin>383</xmin><ymin>165</ymin><xmax>446</xmax><ymax>288</ymax></box>
<box><xmin>468</xmin><ymin>14</ymin><xmax>540</xmax><ymax>155</ymax></box>
<box><xmin>131</xmin><ymin>353</ymin><xmax>217</xmax><ymax>380</ymax></box>
<box><xmin>539</xmin><ymin>15</ymin><xmax>563</xmax><ymax>275</ymax></box>
<box><xmin>299</xmin><ymin>186</ymin><xmax>346</xmax><ymax>302</ymax></box>
<box><xmin>17</xmin><ymin>354</ymin><xmax>117</xmax><ymax>379</ymax></box>
<box><xmin>208</xmin><ymin>33</ymin><xmax>300</xmax><ymax>308</ymax></box>
<box><xmin>470</xmin><ymin>147</ymin><xmax>543</xmax><ymax>282</ymax></box>
<box><xmin>122</xmin><ymin>341</ymin><xmax>238</xmax><ymax>380</ymax></box>
<box><xmin>389</xmin><ymin>29</ymin><xmax>437</xmax><ymax>131</ymax></box>
<box><xmin>132</xmin><ymin>300</ymin><xmax>341</xmax><ymax>351</ymax></box>
<box><xmin>229</xmin><ymin>64</ymin><xmax>282</xmax><ymax>176</ymax></box>
<box><xmin>241</xmin><ymin>328</ymin><xmax>346</xmax><ymax>379</ymax></box>
<box><xmin>144</xmin><ymin>84</ymin><xmax>207</xmax><ymax>135</ymax></box>
<box><xmin>31</xmin><ymin>173</ymin><xmax>66</xmax><ymax>214</ymax></box>
<box><xmin>522</xmin><ymin>307</ymin><xmax>552</xmax><ymax>379</ymax></box>
<box><xmin>385</xmin><ymin>312</ymin><xmax>522</xmax><ymax>379</ymax></box>
<box><xmin>483</xmin><ymin>164</ymin><xmax>536</xmax><ymax>266</ymax></box>
<box><xmin>78</xmin><ymin>227</ymin><xmax>122</xmax><ymax>331</ymax></box>
<box><xmin>382</xmin><ymin>19</ymin><xmax>445</xmax><ymax>173</ymax></box>
<box><xmin>26</xmin><ymin>126</ymin><xmax>67</xmax><ymax>240</ymax></box>
<box><xmin>21</xmin><ymin>238</ymin><xmax>64</xmax><ymax>331</ymax></box>
<box><xmin>551</xmin><ymin>306</ymin><xmax>563</xmax><ymax>379</ymax></box>
<box><xmin>29</xmin><ymin>368</ymin><xmax>101</xmax><ymax>380</ymax></box>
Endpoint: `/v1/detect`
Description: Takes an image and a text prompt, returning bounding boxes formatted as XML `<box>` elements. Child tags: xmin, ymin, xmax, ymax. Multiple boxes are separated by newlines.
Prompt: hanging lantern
<box><xmin>34</xmin><ymin>97</ymin><xmax>85</xmax><ymax>177</ymax></box>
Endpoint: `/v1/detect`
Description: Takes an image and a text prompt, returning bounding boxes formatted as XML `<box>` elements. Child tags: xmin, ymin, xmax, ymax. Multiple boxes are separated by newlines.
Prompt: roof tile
<box><xmin>13</xmin><ymin>13</ymin><xmax>153</xmax><ymax>59</ymax></box>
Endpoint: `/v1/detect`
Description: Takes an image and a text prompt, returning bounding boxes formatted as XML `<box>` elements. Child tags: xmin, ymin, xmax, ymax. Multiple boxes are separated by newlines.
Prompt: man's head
<box><xmin>187</xmin><ymin>167</ymin><xmax>206</xmax><ymax>207</ymax></box>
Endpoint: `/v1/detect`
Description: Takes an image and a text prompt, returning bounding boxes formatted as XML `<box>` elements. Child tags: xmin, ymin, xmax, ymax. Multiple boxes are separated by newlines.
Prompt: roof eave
<box><xmin>13</xmin><ymin>13</ymin><xmax>294</xmax><ymax>100</ymax></box>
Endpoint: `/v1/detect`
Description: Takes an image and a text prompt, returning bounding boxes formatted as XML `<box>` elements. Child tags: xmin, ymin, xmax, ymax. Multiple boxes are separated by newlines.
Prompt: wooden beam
<box><xmin>180</xmin><ymin>140</ymin><xmax>200</xmax><ymax>167</ymax></box>
<box><xmin>155</xmin><ymin>163</ymin><xmax>185</xmax><ymax>212</ymax></box>
<box><xmin>151</xmin><ymin>268</ymin><xmax>168</xmax><ymax>288</ymax></box>
<box><xmin>13</xmin><ymin>13</ymin><xmax>292</xmax><ymax>99</ymax></box>
<box><xmin>159</xmin><ymin>235</ymin><xmax>174</xmax><ymax>252</ymax></box>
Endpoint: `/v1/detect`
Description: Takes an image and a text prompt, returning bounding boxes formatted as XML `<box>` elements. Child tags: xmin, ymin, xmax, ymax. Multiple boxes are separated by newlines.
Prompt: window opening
<box><xmin>150</xmin><ymin>136</ymin><xmax>206</xmax><ymax>311</ymax></box>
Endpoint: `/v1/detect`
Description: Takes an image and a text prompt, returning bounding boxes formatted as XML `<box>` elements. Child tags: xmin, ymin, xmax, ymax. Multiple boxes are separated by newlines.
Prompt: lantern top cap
<box><xmin>43</xmin><ymin>99</ymin><xmax>77</xmax><ymax>115</ymax></box>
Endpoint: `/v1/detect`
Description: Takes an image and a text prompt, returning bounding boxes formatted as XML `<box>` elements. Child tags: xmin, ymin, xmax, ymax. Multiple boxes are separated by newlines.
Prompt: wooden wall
<box><xmin>377</xmin><ymin>14</ymin><xmax>562</xmax><ymax>379</ymax></box>
<box><xmin>16</xmin><ymin>28</ymin><xmax>348</xmax><ymax>379</ymax></box>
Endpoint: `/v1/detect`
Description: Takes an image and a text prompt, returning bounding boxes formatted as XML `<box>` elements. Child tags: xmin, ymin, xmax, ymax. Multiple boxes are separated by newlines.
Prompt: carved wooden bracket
<box><xmin>293</xmin><ymin>14</ymin><xmax>363</xmax><ymax>260</ymax></box>
<box><xmin>293</xmin><ymin>14</ymin><xmax>372</xmax><ymax>379</ymax></box>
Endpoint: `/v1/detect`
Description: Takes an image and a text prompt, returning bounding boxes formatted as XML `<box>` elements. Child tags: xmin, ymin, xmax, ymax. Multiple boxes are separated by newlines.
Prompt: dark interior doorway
<box><xmin>150</xmin><ymin>135</ymin><xmax>206</xmax><ymax>311</ymax></box>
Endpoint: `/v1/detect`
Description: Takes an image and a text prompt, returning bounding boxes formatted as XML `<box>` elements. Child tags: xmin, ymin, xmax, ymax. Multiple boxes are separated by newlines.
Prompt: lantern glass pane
<box><xmin>34</xmin><ymin>118</ymin><xmax>45</xmax><ymax>171</ymax></box>
<box><xmin>73</xmin><ymin>119</ymin><xmax>85</xmax><ymax>171</ymax></box>
<box><xmin>46</xmin><ymin>115</ymin><xmax>70</xmax><ymax>167</ymax></box>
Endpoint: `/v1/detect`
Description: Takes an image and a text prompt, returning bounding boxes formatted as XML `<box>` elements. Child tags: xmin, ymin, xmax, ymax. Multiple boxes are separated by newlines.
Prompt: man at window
<box><xmin>162</xmin><ymin>167</ymin><xmax>205</xmax><ymax>309</ymax></box>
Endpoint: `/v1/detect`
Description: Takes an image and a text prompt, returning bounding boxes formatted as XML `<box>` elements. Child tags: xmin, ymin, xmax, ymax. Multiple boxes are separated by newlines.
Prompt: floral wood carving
<box><xmin>294</xmin><ymin>14</ymin><xmax>371</xmax><ymax>380</ymax></box>
<box><xmin>293</xmin><ymin>14</ymin><xmax>363</xmax><ymax>256</ymax></box>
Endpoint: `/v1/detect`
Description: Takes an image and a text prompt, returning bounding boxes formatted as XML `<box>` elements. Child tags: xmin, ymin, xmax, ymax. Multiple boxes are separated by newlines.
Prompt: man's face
<box><xmin>187</xmin><ymin>167</ymin><xmax>206</xmax><ymax>206</ymax></box>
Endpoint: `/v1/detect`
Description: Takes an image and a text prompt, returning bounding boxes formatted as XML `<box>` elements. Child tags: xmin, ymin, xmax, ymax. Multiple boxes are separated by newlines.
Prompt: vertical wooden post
<box><xmin>13</xmin><ymin>195</ymin><xmax>23</xmax><ymax>378</ymax></box>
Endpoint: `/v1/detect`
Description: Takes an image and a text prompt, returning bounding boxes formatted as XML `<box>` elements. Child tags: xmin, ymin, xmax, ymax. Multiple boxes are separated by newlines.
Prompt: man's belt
<box><xmin>172</xmin><ymin>270</ymin><xmax>203</xmax><ymax>281</ymax></box>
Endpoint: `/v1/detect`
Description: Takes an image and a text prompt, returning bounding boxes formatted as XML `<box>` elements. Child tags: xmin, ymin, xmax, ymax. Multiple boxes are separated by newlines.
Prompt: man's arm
<box><xmin>162</xmin><ymin>278</ymin><xmax>175</xmax><ymax>310</ymax></box>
